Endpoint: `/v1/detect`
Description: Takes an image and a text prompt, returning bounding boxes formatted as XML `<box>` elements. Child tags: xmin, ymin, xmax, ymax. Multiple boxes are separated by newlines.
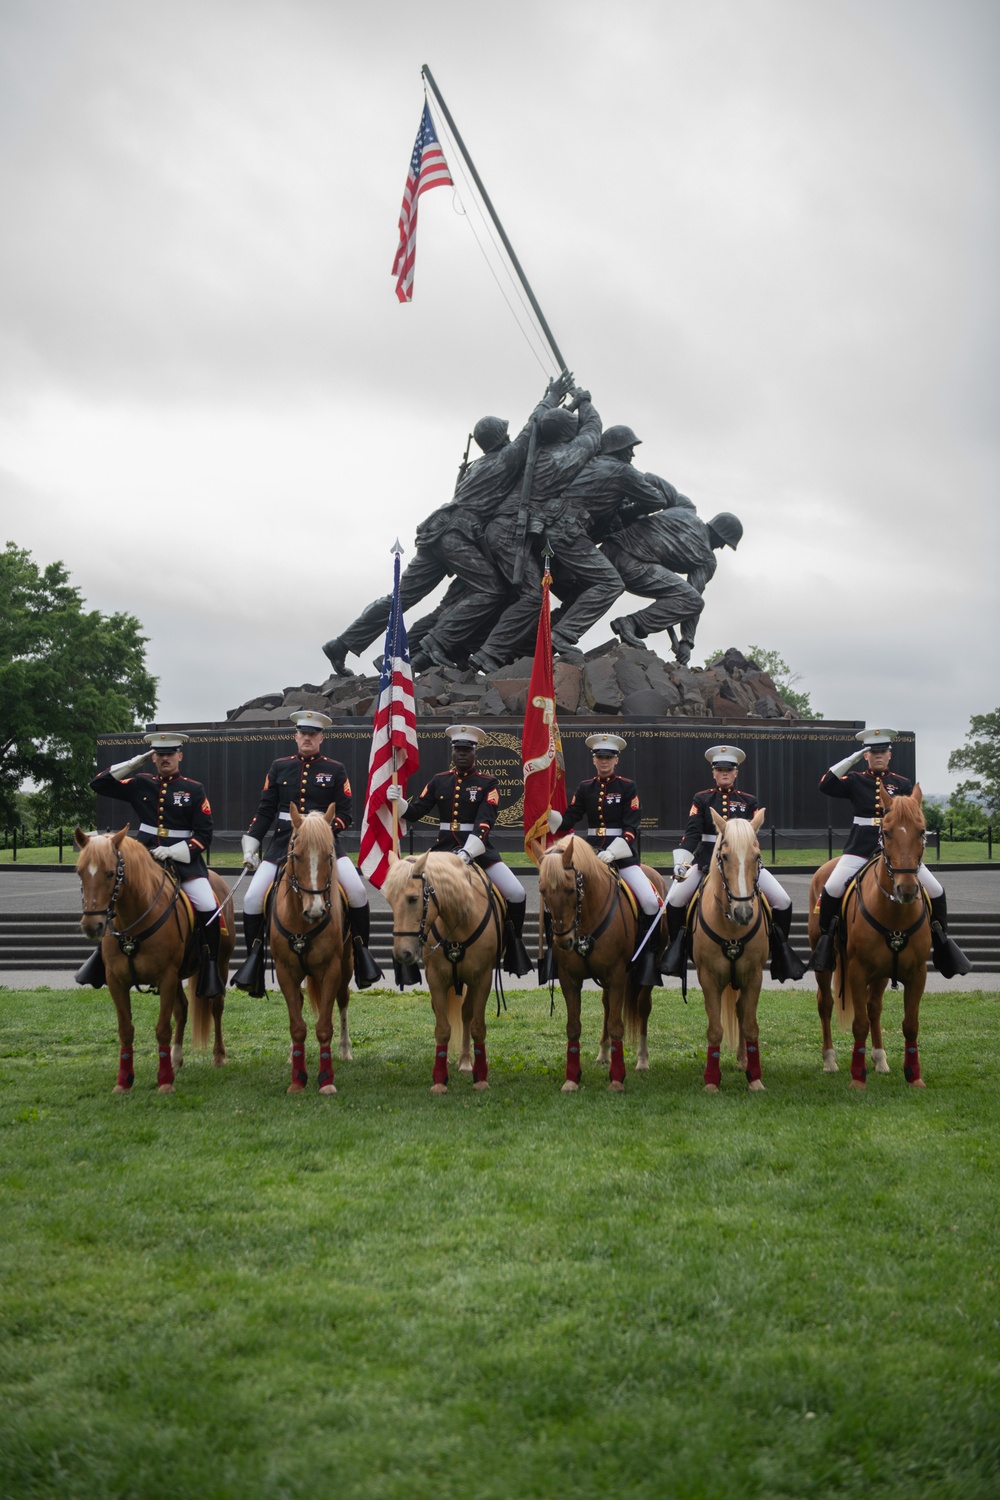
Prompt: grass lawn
<box><xmin>1</xmin><ymin>982</ymin><xmax>998</xmax><ymax>1499</ymax></box>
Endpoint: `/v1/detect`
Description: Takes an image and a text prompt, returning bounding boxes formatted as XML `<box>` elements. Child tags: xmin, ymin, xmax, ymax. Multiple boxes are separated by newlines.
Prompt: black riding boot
<box><xmin>232</xmin><ymin>911</ymin><xmax>267</xmax><ymax>997</ymax></box>
<box><xmin>630</xmin><ymin>909</ymin><xmax>662</xmax><ymax>988</ymax></box>
<box><xmin>537</xmin><ymin>908</ymin><xmax>558</xmax><ymax>983</ymax></box>
<box><xmin>502</xmin><ymin>898</ymin><xmax>533</xmax><ymax>978</ymax></box>
<box><xmin>347</xmin><ymin>904</ymin><xmax>383</xmax><ymax>989</ymax></box>
<box><xmin>193</xmin><ymin>910</ymin><xmax>224</xmax><ymax>999</ymax></box>
<box><xmin>929</xmin><ymin>893</ymin><xmax>972</xmax><ymax>978</ymax></box>
<box><xmin>75</xmin><ymin>944</ymin><xmax>107</xmax><ymax>988</ymax></box>
<box><xmin>661</xmin><ymin>902</ymin><xmax>688</xmax><ymax>978</ymax></box>
<box><xmin>769</xmin><ymin>904</ymin><xmax>806</xmax><ymax>982</ymax></box>
<box><xmin>809</xmin><ymin>888</ymin><xmax>841</xmax><ymax>973</ymax></box>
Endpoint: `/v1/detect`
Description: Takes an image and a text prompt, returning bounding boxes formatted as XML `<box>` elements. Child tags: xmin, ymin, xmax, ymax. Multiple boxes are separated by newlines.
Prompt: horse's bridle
<box><xmin>273</xmin><ymin>832</ymin><xmax>334</xmax><ymax>966</ymax></box>
<box><xmin>875</xmin><ymin>827</ymin><xmax>926</xmax><ymax>902</ymax></box>
<box><xmin>548</xmin><ymin>864</ymin><xmax>622</xmax><ymax>961</ymax></box>
<box><xmin>713</xmin><ymin>837</ymin><xmax>761</xmax><ymax>922</ymax></box>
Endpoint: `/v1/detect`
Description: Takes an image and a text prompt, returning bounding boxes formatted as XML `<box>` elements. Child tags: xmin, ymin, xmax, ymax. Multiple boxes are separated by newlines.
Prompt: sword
<box><xmin>206</xmin><ymin>866</ymin><xmax>251</xmax><ymax>926</ymax></box>
<box><xmin>630</xmin><ymin>889</ymin><xmax>669</xmax><ymax>965</ymax></box>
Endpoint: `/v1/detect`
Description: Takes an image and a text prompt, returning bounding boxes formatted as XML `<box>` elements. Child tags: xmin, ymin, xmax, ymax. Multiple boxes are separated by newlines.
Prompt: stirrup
<box><xmin>809</xmin><ymin>923</ymin><xmax>838</xmax><ymax>974</ymax></box>
<box><xmin>502</xmin><ymin>928</ymin><xmax>533</xmax><ymax>978</ymax></box>
<box><xmin>231</xmin><ymin>944</ymin><xmax>266</xmax><ymax>997</ymax></box>
<box><xmin>661</xmin><ymin>926</ymin><xmax>688</xmax><ymax>978</ymax></box>
<box><xmin>353</xmin><ymin>938</ymin><xmax>383</xmax><ymax>989</ymax></box>
<box><xmin>930</xmin><ymin>923</ymin><xmax>973</xmax><ymax>979</ymax></box>
<box><xmin>75</xmin><ymin>945</ymin><xmax>107</xmax><ymax>988</ymax></box>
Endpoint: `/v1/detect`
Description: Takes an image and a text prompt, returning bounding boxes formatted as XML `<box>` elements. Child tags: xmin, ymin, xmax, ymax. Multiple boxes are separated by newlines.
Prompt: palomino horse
<box><xmin>75</xmin><ymin>827</ymin><xmax>235</xmax><ymax>1092</ymax></box>
<box><xmin>808</xmin><ymin>788</ymin><xmax>931</xmax><ymax>1088</ymax></box>
<box><xmin>384</xmin><ymin>851</ymin><xmax>504</xmax><ymax>1094</ymax></box>
<box><xmin>270</xmin><ymin>805</ymin><xmax>353</xmax><ymax>1095</ymax></box>
<box><xmin>690</xmin><ymin>810</ymin><xmax>769</xmax><ymax>1092</ymax></box>
<box><xmin>535</xmin><ymin>835</ymin><xmax>666</xmax><ymax>1092</ymax></box>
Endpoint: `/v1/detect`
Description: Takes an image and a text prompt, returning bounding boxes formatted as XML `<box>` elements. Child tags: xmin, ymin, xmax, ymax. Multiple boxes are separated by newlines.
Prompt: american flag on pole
<box><xmin>522</xmin><ymin>563</ymin><xmax>566</xmax><ymax>859</ymax></box>
<box><xmin>358</xmin><ymin>548</ymin><xmax>420</xmax><ymax>888</ymax></box>
<box><xmin>392</xmin><ymin>101</ymin><xmax>453</xmax><ymax>303</ymax></box>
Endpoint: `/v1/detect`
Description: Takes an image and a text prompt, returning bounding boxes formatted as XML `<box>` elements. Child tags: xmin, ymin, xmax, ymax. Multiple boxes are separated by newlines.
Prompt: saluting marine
<box><xmin>663</xmin><ymin>744</ymin><xmax>805</xmax><ymax>981</ymax></box>
<box><xmin>233</xmin><ymin>710</ymin><xmax>381</xmax><ymax>994</ymax></box>
<box><xmin>548</xmin><ymin>733</ymin><xmax>663</xmax><ymax>987</ymax></box>
<box><xmin>387</xmin><ymin>724</ymin><xmax>532</xmax><ymax>975</ymax></box>
<box><xmin>810</xmin><ymin>728</ymin><xmax>970</xmax><ymax>976</ymax></box>
<box><xmin>87</xmin><ymin>731</ymin><xmax>224</xmax><ymax>997</ymax></box>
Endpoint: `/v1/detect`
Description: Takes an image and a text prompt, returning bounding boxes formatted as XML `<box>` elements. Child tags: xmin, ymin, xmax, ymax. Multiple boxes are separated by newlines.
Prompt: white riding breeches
<box><xmin>618</xmin><ymin>863</ymin><xmax>662</xmax><ymax>917</ymax></box>
<box><xmin>757</xmin><ymin>868</ymin><xmax>791</xmax><ymax>911</ymax></box>
<box><xmin>244</xmin><ymin>860</ymin><xmax>279</xmax><ymax>916</ymax></box>
<box><xmin>667</xmin><ymin>862</ymin><xmax>702</xmax><ymax>908</ymax></box>
<box><xmin>485</xmin><ymin>860</ymin><xmax>526</xmax><ymax>904</ymax></box>
<box><xmin>667</xmin><ymin>863</ymin><xmax>790</xmax><ymax>911</ymax></box>
<box><xmin>823</xmin><ymin>854</ymin><xmax>942</xmax><ymax>899</ymax></box>
<box><xmin>181</xmin><ymin>876</ymin><xmax>216</xmax><ymax>912</ymax></box>
<box><xmin>336</xmin><ymin>855</ymin><xmax>367</xmax><ymax>908</ymax></box>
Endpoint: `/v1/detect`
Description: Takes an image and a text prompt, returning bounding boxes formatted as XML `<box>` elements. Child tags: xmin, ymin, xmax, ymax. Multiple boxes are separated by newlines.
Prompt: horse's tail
<box><xmin>721</xmin><ymin>985</ymin><xmax>740</xmax><ymax>1050</ymax></box>
<box><xmin>624</xmin><ymin>981</ymin><xmax>640</xmax><ymax>1045</ymax></box>
<box><xmin>835</xmin><ymin>967</ymin><xmax>854</xmax><ymax>1029</ymax></box>
<box><xmin>447</xmin><ymin>986</ymin><xmax>464</xmax><ymax>1061</ymax></box>
<box><xmin>188</xmin><ymin>978</ymin><xmax>212</xmax><ymax>1050</ymax></box>
<box><xmin>305</xmin><ymin>974</ymin><xmax>322</xmax><ymax>1018</ymax></box>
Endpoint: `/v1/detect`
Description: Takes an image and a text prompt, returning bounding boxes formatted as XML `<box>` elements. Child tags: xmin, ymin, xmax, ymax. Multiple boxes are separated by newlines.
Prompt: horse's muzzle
<box><xmin>394</xmin><ymin>938</ymin><xmax>420</xmax><ymax>965</ymax></box>
<box><xmin>81</xmin><ymin>916</ymin><xmax>107</xmax><ymax>941</ymax></box>
<box><xmin>731</xmin><ymin>900</ymin><xmax>755</xmax><ymax>927</ymax></box>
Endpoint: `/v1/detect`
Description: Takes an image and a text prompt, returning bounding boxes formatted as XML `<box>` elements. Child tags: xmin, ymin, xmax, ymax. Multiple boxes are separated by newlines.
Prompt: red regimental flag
<box><xmin>359</xmin><ymin>553</ymin><xmax>419</xmax><ymax>889</ymax></box>
<box><xmin>392</xmin><ymin>101</ymin><xmax>453</xmax><ymax>304</ymax></box>
<box><xmin>522</xmin><ymin>566</ymin><xmax>566</xmax><ymax>860</ymax></box>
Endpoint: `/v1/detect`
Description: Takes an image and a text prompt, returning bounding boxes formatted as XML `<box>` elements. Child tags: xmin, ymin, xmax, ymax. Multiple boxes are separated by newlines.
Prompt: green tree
<box><xmin>947</xmin><ymin>709</ymin><xmax>1000</xmax><ymax>818</ymax></box>
<box><xmin>703</xmin><ymin>644</ymin><xmax>823</xmax><ymax>719</ymax></box>
<box><xmin>0</xmin><ymin>543</ymin><xmax>157</xmax><ymax>827</ymax></box>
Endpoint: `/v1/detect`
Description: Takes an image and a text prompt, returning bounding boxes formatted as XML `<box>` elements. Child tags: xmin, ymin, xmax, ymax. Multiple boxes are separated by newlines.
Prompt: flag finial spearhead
<box><xmin>391</xmin><ymin>539</ymin><xmax>404</xmax><ymax>555</ymax></box>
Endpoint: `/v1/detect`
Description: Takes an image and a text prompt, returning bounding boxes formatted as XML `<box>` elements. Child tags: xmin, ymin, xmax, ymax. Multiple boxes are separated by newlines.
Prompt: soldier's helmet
<box><xmin>473</xmin><ymin>416</ymin><xmax>509</xmax><ymax>452</ymax></box>
<box><xmin>538</xmin><ymin>407</ymin><xmax>579</xmax><ymax>444</ymax></box>
<box><xmin>600</xmin><ymin>424</ymin><xmax>642</xmax><ymax>455</ymax></box>
<box><xmin>707</xmin><ymin>512</ymin><xmax>743</xmax><ymax>549</ymax></box>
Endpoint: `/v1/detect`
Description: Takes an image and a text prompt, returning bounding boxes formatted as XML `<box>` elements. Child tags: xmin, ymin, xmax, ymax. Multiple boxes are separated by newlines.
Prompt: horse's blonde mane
<box><xmin>384</xmin><ymin>851</ymin><xmax>477</xmax><ymax>924</ymax></box>
<box><xmin>290</xmin><ymin>809</ymin><xmax>336</xmax><ymax>853</ymax></box>
<box><xmin>76</xmin><ymin>831</ymin><xmax>161</xmax><ymax>896</ymax></box>
<box><xmin>881</xmin><ymin>790</ymin><xmax>926</xmax><ymax>831</ymax></box>
<box><xmin>537</xmin><ymin>834</ymin><xmax>605</xmax><ymax>900</ymax></box>
<box><xmin>718</xmin><ymin>818</ymin><xmax>760</xmax><ymax>856</ymax></box>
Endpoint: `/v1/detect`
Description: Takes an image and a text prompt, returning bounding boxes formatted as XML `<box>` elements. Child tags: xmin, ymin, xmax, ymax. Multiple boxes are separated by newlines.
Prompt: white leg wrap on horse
<box><xmin>181</xmin><ymin>876</ymin><xmax>216</xmax><ymax>911</ymax></box>
<box><xmin>757</xmin><ymin>868</ymin><xmax>791</xmax><ymax>910</ymax></box>
<box><xmin>619</xmin><ymin>864</ymin><xmax>661</xmax><ymax>916</ymax></box>
<box><xmin>667</xmin><ymin>864</ymin><xmax>701</xmax><ymax>908</ymax></box>
<box><xmin>824</xmin><ymin>854</ymin><xmax>867</xmax><ymax>898</ymax></box>
<box><xmin>917</xmin><ymin>864</ymin><xmax>943</xmax><ymax>899</ymax></box>
<box><xmin>336</xmin><ymin>855</ymin><xmax>368</xmax><ymax>907</ymax></box>
<box><xmin>244</xmin><ymin>861</ymin><xmax>279</xmax><ymax>915</ymax></box>
<box><xmin>486</xmin><ymin>861</ymin><xmax>525</xmax><ymax>902</ymax></box>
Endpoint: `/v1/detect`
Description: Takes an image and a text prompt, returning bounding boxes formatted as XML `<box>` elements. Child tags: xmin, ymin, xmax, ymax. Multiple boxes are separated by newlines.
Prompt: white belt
<box><xmin>590</xmin><ymin>827</ymin><xmax>624</xmax><ymax>836</ymax></box>
<box><xmin>440</xmin><ymin>822</ymin><xmax>475</xmax><ymax>832</ymax></box>
<box><xmin>853</xmin><ymin>816</ymin><xmax>881</xmax><ymax>826</ymax></box>
<box><xmin>278</xmin><ymin>811</ymin><xmax>293</xmax><ymax>822</ymax></box>
<box><xmin>139</xmin><ymin>823</ymin><xmax>192</xmax><ymax>839</ymax></box>
<box><xmin>700</xmin><ymin>833</ymin><xmax>718</xmax><ymax>844</ymax></box>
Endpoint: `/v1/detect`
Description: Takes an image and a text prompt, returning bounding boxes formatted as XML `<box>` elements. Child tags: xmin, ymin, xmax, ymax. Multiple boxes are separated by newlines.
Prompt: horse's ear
<box><xmin>290</xmin><ymin>803</ymin><xmax>302</xmax><ymax>828</ymax></box>
<box><xmin>913</xmin><ymin>784</ymin><xmax>923</xmax><ymax>806</ymax></box>
<box><xmin>527</xmin><ymin>837</ymin><xmax>546</xmax><ymax>866</ymax></box>
<box><xmin>412</xmin><ymin>852</ymin><xmax>429</xmax><ymax>876</ymax></box>
<box><xmin>112</xmin><ymin>825</ymin><xmax>130</xmax><ymax>848</ymax></box>
<box><xmin>387</xmin><ymin>848</ymin><xmax>399</xmax><ymax>867</ymax></box>
<box><xmin>73</xmin><ymin>827</ymin><xmax>89</xmax><ymax>850</ymax></box>
<box><xmin>751</xmin><ymin>808</ymin><xmax>766</xmax><ymax>831</ymax></box>
<box><xmin>710</xmin><ymin>808</ymin><xmax>726</xmax><ymax>835</ymax></box>
<box><xmin>323</xmin><ymin>804</ymin><xmax>338</xmax><ymax>825</ymax></box>
<box><xmin>561</xmin><ymin>835</ymin><xmax>575</xmax><ymax>868</ymax></box>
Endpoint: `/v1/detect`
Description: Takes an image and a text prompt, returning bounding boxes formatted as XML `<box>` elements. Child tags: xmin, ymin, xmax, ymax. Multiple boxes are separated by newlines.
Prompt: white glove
<box><xmin>672</xmin><ymin>848</ymin><xmax>693</xmax><ymax>881</ymax></box>
<box><xmin>597</xmin><ymin>848</ymin><xmax>615</xmax><ymax>864</ymax></box>
<box><xmin>602</xmin><ymin>836</ymin><xmax>632</xmax><ymax>862</ymax></box>
<box><xmin>386</xmin><ymin>786</ymin><xmax>409</xmax><ymax>814</ymax></box>
<box><xmin>547</xmin><ymin>809</ymin><xmax>563</xmax><ymax>834</ymax></box>
<box><xmin>109</xmin><ymin>751</ymin><xmax>152</xmax><ymax>780</ymax></box>
<box><xmin>458</xmin><ymin>834</ymin><xmax>486</xmax><ymax>864</ymax></box>
<box><xmin>153</xmin><ymin>841</ymin><xmax>190</xmax><ymax>864</ymax></box>
<box><xmin>829</xmin><ymin>749</ymin><xmax>866</xmax><ymax>778</ymax></box>
<box><xmin>241</xmin><ymin>835</ymin><xmax>261</xmax><ymax>872</ymax></box>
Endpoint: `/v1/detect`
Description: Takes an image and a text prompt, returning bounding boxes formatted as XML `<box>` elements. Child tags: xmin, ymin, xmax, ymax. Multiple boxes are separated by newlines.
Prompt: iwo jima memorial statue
<box><xmin>126</xmin><ymin>68</ymin><xmax>912</xmax><ymax>840</ymax></box>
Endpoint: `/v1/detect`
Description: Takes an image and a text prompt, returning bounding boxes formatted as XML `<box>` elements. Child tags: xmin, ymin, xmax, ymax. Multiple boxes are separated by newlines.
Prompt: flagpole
<box><xmin>389</xmin><ymin>540</ymin><xmax>404</xmax><ymax>858</ymax></box>
<box><xmin>421</xmin><ymin>64</ymin><xmax>570</xmax><ymax>377</ymax></box>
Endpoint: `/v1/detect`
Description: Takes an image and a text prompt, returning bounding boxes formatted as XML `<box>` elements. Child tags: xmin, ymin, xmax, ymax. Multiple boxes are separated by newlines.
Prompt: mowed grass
<box><xmin>1</xmin><ymin>982</ymin><xmax>998</xmax><ymax>1500</ymax></box>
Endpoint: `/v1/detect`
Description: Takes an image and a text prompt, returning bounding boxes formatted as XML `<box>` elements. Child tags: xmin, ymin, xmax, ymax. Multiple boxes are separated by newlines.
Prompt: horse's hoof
<box><xmin>595</xmin><ymin>1049</ymin><xmax>609</xmax><ymax>1064</ymax></box>
<box><xmin>848</xmin><ymin>1080</ymin><xmax>867</xmax><ymax>1091</ymax></box>
<box><xmin>635</xmin><ymin>1058</ymin><xmax>650</xmax><ymax>1072</ymax></box>
<box><xmin>473</xmin><ymin>1080</ymin><xmax>489</xmax><ymax>1092</ymax></box>
<box><xmin>561</xmin><ymin>1080</ymin><xmax>579</xmax><ymax>1093</ymax></box>
<box><xmin>872</xmin><ymin>1049</ymin><xmax>890</xmax><ymax>1074</ymax></box>
<box><xmin>822</xmin><ymin>1050</ymin><xmax>838</xmax><ymax>1074</ymax></box>
<box><xmin>704</xmin><ymin>1083</ymin><xmax>719</xmax><ymax>1094</ymax></box>
<box><xmin>171</xmin><ymin>1047</ymin><xmax>184</xmax><ymax>1068</ymax></box>
<box><xmin>287</xmin><ymin>1082</ymin><xmax>306</xmax><ymax>1094</ymax></box>
<box><xmin>458</xmin><ymin>1059</ymin><xmax>474</xmax><ymax>1073</ymax></box>
<box><xmin>158</xmin><ymin>1084</ymin><xmax>175</xmax><ymax>1094</ymax></box>
<box><xmin>213</xmin><ymin>1054</ymin><xmax>227</xmax><ymax>1067</ymax></box>
<box><xmin>430</xmin><ymin>1083</ymin><xmax>448</xmax><ymax>1095</ymax></box>
<box><xmin>609</xmin><ymin>1080</ymin><xmax>625</xmax><ymax>1093</ymax></box>
<box><xmin>112</xmin><ymin>1084</ymin><xmax>131</xmax><ymax>1095</ymax></box>
<box><xmin>339</xmin><ymin>1047</ymin><xmax>353</xmax><ymax>1061</ymax></box>
<box><xmin>748</xmin><ymin>1079</ymin><xmax>765</xmax><ymax>1092</ymax></box>
<box><xmin>908</xmin><ymin>1077</ymin><xmax>927</xmax><ymax>1089</ymax></box>
<box><xmin>319</xmin><ymin>1083</ymin><xmax>337</xmax><ymax>1096</ymax></box>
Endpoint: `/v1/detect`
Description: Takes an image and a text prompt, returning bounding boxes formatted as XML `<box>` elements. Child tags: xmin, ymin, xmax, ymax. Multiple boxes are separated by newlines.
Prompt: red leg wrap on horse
<box><xmin>291</xmin><ymin>1043</ymin><xmax>307</xmax><ymax>1088</ymax></box>
<box><xmin>744</xmin><ymin>1040</ymin><xmax>762</xmax><ymax>1083</ymax></box>
<box><xmin>850</xmin><ymin>1042</ymin><xmax>867</xmax><ymax>1083</ymax></box>
<box><xmin>318</xmin><ymin>1045</ymin><xmax>334</xmax><ymax>1090</ymax></box>
<box><xmin>704</xmin><ymin>1046</ymin><xmax>721</xmax><ymax>1088</ymax></box>
<box><xmin>157</xmin><ymin>1047</ymin><xmax>174</xmax><ymax>1089</ymax></box>
<box><xmin>610</xmin><ymin>1037</ymin><xmax>626</xmax><ymax>1084</ymax></box>
<box><xmin>433</xmin><ymin>1045</ymin><xmax>449</xmax><ymax>1086</ymax></box>
<box><xmin>117</xmin><ymin>1049</ymin><xmax>134</xmax><ymax>1091</ymax></box>
<box><xmin>472</xmin><ymin>1042</ymin><xmax>488</xmax><ymax>1084</ymax></box>
<box><xmin>566</xmin><ymin>1042</ymin><xmax>581</xmax><ymax>1084</ymax></box>
<box><xmin>903</xmin><ymin>1044</ymin><xmax>921</xmax><ymax>1084</ymax></box>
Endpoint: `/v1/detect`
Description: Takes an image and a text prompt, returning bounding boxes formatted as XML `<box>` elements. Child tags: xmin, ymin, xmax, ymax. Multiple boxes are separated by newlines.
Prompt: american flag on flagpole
<box><xmin>392</xmin><ymin>101</ymin><xmax>453</xmax><ymax>303</ymax></box>
<box><xmin>522</xmin><ymin>562</ymin><xmax>566</xmax><ymax>859</ymax></box>
<box><xmin>358</xmin><ymin>548</ymin><xmax>420</xmax><ymax>888</ymax></box>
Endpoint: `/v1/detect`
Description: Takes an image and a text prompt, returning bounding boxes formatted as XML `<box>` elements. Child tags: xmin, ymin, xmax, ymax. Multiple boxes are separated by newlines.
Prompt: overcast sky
<box><xmin>2</xmin><ymin>0</ymin><xmax>997</xmax><ymax>792</ymax></box>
